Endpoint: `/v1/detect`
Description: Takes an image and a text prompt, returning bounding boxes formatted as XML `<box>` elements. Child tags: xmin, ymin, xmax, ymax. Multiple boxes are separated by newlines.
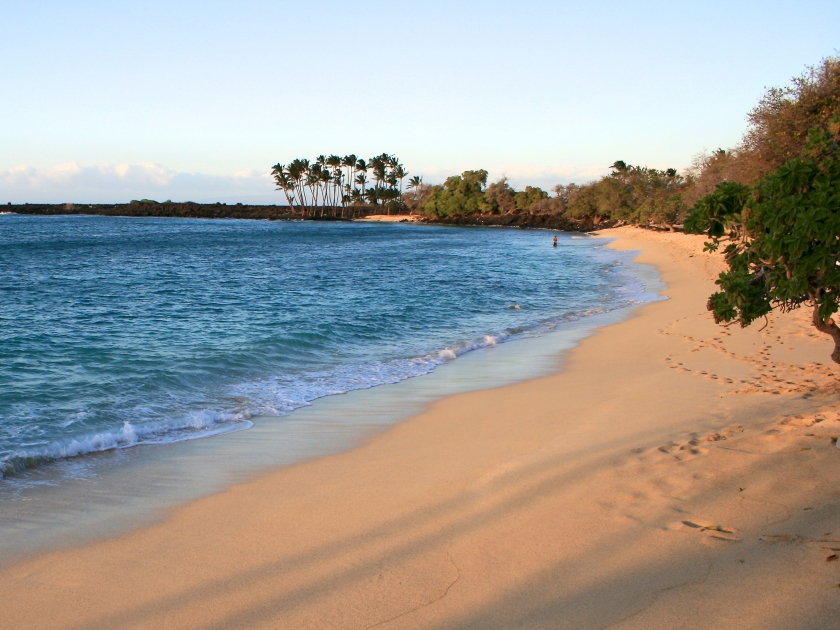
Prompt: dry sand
<box><xmin>4</xmin><ymin>227</ymin><xmax>840</xmax><ymax>629</ymax></box>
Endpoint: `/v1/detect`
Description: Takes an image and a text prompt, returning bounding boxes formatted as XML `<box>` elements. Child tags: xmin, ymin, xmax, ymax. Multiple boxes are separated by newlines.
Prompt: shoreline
<box><xmin>0</xmin><ymin>239</ymin><xmax>660</xmax><ymax>566</ymax></box>
<box><xmin>0</xmin><ymin>232</ymin><xmax>657</xmax><ymax>563</ymax></box>
<box><xmin>4</xmin><ymin>227</ymin><xmax>840</xmax><ymax>628</ymax></box>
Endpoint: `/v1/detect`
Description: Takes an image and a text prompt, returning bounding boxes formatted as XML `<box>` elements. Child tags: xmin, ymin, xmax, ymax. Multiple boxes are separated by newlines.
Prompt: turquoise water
<box><xmin>0</xmin><ymin>215</ymin><xmax>652</xmax><ymax>478</ymax></box>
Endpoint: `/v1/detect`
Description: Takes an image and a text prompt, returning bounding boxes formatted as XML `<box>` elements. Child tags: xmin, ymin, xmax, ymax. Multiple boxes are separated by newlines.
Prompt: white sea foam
<box><xmin>1</xmin><ymin>410</ymin><xmax>253</xmax><ymax>478</ymax></box>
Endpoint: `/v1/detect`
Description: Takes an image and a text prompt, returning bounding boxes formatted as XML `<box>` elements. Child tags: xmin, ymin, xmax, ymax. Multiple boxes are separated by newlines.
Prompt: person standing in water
<box><xmin>553</xmin><ymin>235</ymin><xmax>558</xmax><ymax>248</ymax></box>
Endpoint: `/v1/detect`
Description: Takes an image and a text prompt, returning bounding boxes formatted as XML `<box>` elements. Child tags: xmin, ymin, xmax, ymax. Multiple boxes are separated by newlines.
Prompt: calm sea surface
<box><xmin>0</xmin><ymin>215</ymin><xmax>649</xmax><ymax>478</ymax></box>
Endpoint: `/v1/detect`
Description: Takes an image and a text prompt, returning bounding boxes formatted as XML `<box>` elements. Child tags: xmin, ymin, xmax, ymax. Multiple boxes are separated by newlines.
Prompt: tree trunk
<box><xmin>812</xmin><ymin>305</ymin><xmax>840</xmax><ymax>364</ymax></box>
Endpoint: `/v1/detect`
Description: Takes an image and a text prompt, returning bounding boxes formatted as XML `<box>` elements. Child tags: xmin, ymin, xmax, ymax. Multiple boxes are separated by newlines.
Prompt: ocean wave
<box><xmin>1</xmin><ymin>410</ymin><xmax>253</xmax><ymax>479</ymax></box>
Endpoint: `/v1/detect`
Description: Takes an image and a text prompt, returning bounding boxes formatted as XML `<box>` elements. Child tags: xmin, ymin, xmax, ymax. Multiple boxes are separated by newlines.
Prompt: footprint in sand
<box><xmin>772</xmin><ymin>410</ymin><xmax>840</xmax><ymax>446</ymax></box>
<box><xmin>658</xmin><ymin>427</ymin><xmax>745</xmax><ymax>460</ymax></box>
<box><xmin>759</xmin><ymin>534</ymin><xmax>806</xmax><ymax>544</ymax></box>
<box><xmin>658</xmin><ymin>439</ymin><xmax>709</xmax><ymax>459</ymax></box>
<box><xmin>679</xmin><ymin>520</ymin><xmax>740</xmax><ymax>542</ymax></box>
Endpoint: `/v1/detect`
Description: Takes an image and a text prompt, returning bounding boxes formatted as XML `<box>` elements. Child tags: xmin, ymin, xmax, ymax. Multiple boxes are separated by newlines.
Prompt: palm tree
<box><xmin>384</xmin><ymin>170</ymin><xmax>399</xmax><ymax>214</ymax></box>
<box><xmin>271</xmin><ymin>164</ymin><xmax>296</xmax><ymax>209</ymax></box>
<box><xmin>349</xmin><ymin>188</ymin><xmax>364</xmax><ymax>215</ymax></box>
<box><xmin>355</xmin><ymin>172</ymin><xmax>368</xmax><ymax>198</ymax></box>
<box><xmin>318</xmin><ymin>167</ymin><xmax>333</xmax><ymax>215</ymax></box>
<box><xmin>369</xmin><ymin>156</ymin><xmax>387</xmax><ymax>197</ymax></box>
<box><xmin>342</xmin><ymin>154</ymin><xmax>357</xmax><ymax>213</ymax></box>
<box><xmin>354</xmin><ymin>172</ymin><xmax>368</xmax><ymax>204</ymax></box>
<box><xmin>406</xmin><ymin>175</ymin><xmax>423</xmax><ymax>212</ymax></box>
<box><xmin>287</xmin><ymin>159</ymin><xmax>309</xmax><ymax>215</ymax></box>
<box><xmin>273</xmin><ymin>153</ymin><xmax>411</xmax><ymax>216</ymax></box>
<box><xmin>355</xmin><ymin>159</ymin><xmax>368</xmax><ymax>203</ymax></box>
<box><xmin>306</xmin><ymin>162</ymin><xmax>323</xmax><ymax>214</ymax></box>
<box><xmin>363</xmin><ymin>187</ymin><xmax>379</xmax><ymax>206</ymax></box>
<box><xmin>393</xmin><ymin>165</ymin><xmax>407</xmax><ymax>202</ymax></box>
<box><xmin>311</xmin><ymin>155</ymin><xmax>328</xmax><ymax>212</ymax></box>
<box><xmin>326</xmin><ymin>155</ymin><xmax>343</xmax><ymax>210</ymax></box>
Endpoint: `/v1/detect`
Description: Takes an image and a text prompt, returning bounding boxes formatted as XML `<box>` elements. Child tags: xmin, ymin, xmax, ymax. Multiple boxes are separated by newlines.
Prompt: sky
<box><xmin>1</xmin><ymin>1</ymin><xmax>838</xmax><ymax>204</ymax></box>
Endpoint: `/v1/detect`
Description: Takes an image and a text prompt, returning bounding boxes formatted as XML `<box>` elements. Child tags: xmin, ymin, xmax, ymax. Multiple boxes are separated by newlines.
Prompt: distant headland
<box><xmin>5</xmin><ymin>200</ymin><xmax>614</xmax><ymax>232</ymax></box>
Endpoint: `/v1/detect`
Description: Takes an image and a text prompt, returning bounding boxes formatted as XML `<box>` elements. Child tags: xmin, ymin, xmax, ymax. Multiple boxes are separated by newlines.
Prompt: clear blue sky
<box><xmin>1</xmin><ymin>1</ymin><xmax>838</xmax><ymax>203</ymax></box>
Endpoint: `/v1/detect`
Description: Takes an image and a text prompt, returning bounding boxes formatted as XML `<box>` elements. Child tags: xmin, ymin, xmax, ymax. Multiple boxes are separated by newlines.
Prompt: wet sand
<box><xmin>3</xmin><ymin>226</ymin><xmax>840</xmax><ymax>629</ymax></box>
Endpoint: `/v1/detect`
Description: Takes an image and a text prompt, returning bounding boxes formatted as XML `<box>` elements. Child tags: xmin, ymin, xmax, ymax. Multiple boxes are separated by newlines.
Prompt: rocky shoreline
<box><xmin>418</xmin><ymin>213</ymin><xmax>616</xmax><ymax>231</ymax></box>
<box><xmin>5</xmin><ymin>203</ymin><xmax>615</xmax><ymax>232</ymax></box>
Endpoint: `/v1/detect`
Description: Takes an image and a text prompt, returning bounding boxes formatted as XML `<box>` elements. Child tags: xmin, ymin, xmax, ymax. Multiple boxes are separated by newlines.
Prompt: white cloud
<box><xmin>0</xmin><ymin>162</ymin><xmax>280</xmax><ymax>204</ymax></box>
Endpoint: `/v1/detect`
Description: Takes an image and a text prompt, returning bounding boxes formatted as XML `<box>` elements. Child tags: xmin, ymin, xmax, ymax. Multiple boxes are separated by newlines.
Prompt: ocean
<box><xmin>0</xmin><ymin>214</ymin><xmax>655</xmax><ymax>481</ymax></box>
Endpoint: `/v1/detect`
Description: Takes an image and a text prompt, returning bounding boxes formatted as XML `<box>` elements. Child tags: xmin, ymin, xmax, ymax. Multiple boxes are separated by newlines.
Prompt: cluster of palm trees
<box><xmin>272</xmin><ymin>154</ymin><xmax>420</xmax><ymax>217</ymax></box>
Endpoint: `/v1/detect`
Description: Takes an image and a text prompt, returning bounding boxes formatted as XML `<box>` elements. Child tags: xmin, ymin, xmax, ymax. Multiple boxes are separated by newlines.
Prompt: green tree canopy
<box><xmin>514</xmin><ymin>186</ymin><xmax>549</xmax><ymax>212</ymax></box>
<box><xmin>685</xmin><ymin>117</ymin><xmax>840</xmax><ymax>364</ymax></box>
<box><xmin>423</xmin><ymin>170</ymin><xmax>488</xmax><ymax>217</ymax></box>
<box><xmin>634</xmin><ymin>193</ymin><xmax>688</xmax><ymax>227</ymax></box>
<box><xmin>485</xmin><ymin>177</ymin><xmax>517</xmax><ymax>214</ymax></box>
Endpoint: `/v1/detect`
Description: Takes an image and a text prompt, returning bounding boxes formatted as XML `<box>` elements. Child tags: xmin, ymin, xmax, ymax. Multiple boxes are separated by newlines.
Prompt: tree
<box><xmin>369</xmin><ymin>155</ymin><xmax>387</xmax><ymax>193</ymax></box>
<box><xmin>385</xmin><ymin>169</ymin><xmax>399</xmax><ymax>214</ymax></box>
<box><xmin>287</xmin><ymin>159</ymin><xmax>309</xmax><ymax>214</ymax></box>
<box><xmin>271</xmin><ymin>153</ymin><xmax>408</xmax><ymax>217</ymax></box>
<box><xmin>743</xmin><ymin>56</ymin><xmax>840</xmax><ymax>174</ymax></box>
<box><xmin>514</xmin><ymin>186</ymin><xmax>549</xmax><ymax>212</ymax></box>
<box><xmin>688</xmin><ymin>56</ymin><xmax>840</xmax><ymax>200</ymax></box>
<box><xmin>423</xmin><ymin>170</ymin><xmax>488</xmax><ymax>217</ymax></box>
<box><xmin>306</xmin><ymin>162</ymin><xmax>323</xmax><ymax>211</ymax></box>
<box><xmin>326</xmin><ymin>155</ymin><xmax>343</xmax><ymax>209</ymax></box>
<box><xmin>271</xmin><ymin>163</ymin><xmax>297</xmax><ymax>209</ymax></box>
<box><xmin>563</xmin><ymin>183</ymin><xmax>599</xmax><ymax>219</ymax></box>
<box><xmin>341</xmin><ymin>155</ymin><xmax>358</xmax><ymax>213</ymax></box>
<box><xmin>394</xmin><ymin>164</ymin><xmax>408</xmax><ymax>200</ymax></box>
<box><xmin>485</xmin><ymin>177</ymin><xmax>517</xmax><ymax>214</ymax></box>
<box><xmin>406</xmin><ymin>176</ymin><xmax>432</xmax><ymax>212</ymax></box>
<box><xmin>407</xmin><ymin>175</ymin><xmax>422</xmax><ymax>194</ymax></box>
<box><xmin>355</xmin><ymin>172</ymin><xmax>368</xmax><ymax>197</ymax></box>
<box><xmin>634</xmin><ymin>193</ymin><xmax>687</xmax><ymax>228</ymax></box>
<box><xmin>685</xmin><ymin>117</ymin><xmax>840</xmax><ymax>364</ymax></box>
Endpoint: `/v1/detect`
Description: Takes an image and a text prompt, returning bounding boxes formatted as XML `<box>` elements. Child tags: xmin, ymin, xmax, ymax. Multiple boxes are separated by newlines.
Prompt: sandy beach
<box><xmin>4</xmin><ymin>226</ymin><xmax>840</xmax><ymax>629</ymax></box>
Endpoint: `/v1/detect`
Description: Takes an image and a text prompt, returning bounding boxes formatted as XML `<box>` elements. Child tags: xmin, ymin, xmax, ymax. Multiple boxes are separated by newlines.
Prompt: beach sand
<box><xmin>3</xmin><ymin>226</ymin><xmax>840</xmax><ymax>629</ymax></box>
